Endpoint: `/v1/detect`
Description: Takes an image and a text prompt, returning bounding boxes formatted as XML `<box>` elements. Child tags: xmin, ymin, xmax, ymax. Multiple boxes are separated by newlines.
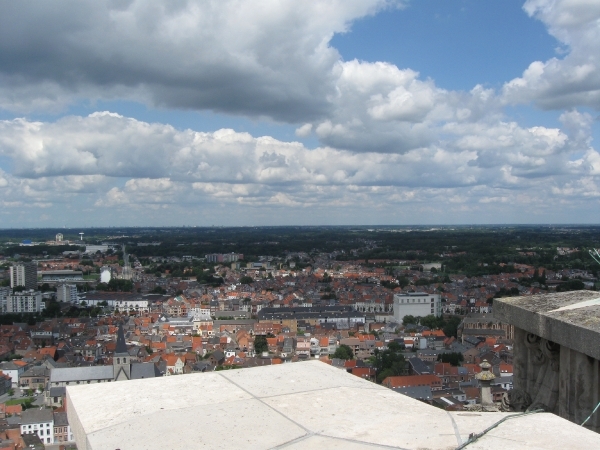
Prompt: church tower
<box><xmin>113</xmin><ymin>322</ymin><xmax>131</xmax><ymax>381</ymax></box>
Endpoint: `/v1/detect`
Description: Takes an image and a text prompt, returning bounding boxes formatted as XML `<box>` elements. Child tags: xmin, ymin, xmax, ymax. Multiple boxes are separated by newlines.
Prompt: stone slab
<box><xmin>494</xmin><ymin>290</ymin><xmax>600</xmax><ymax>359</ymax></box>
<box><xmin>460</xmin><ymin>411</ymin><xmax>600</xmax><ymax>450</ymax></box>
<box><xmin>67</xmin><ymin>360</ymin><xmax>600</xmax><ymax>450</ymax></box>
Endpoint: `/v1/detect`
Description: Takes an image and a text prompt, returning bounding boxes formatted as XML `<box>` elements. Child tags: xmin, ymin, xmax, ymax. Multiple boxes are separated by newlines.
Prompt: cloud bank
<box><xmin>0</xmin><ymin>0</ymin><xmax>598</xmax><ymax>225</ymax></box>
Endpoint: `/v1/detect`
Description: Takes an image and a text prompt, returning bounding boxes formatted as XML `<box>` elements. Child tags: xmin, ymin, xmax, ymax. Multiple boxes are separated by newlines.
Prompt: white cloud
<box><xmin>0</xmin><ymin>112</ymin><xmax>596</xmax><ymax>225</ymax></box>
<box><xmin>295</xmin><ymin>123</ymin><xmax>313</xmax><ymax>137</ymax></box>
<box><xmin>0</xmin><ymin>1</ymin><xmax>599</xmax><ymax>225</ymax></box>
<box><xmin>0</xmin><ymin>0</ymin><xmax>403</xmax><ymax>120</ymax></box>
<box><xmin>503</xmin><ymin>0</ymin><xmax>600</xmax><ymax>109</ymax></box>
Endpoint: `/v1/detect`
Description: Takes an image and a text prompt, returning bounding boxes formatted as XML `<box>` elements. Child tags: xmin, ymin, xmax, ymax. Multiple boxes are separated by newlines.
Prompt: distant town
<box><xmin>0</xmin><ymin>225</ymin><xmax>598</xmax><ymax>448</ymax></box>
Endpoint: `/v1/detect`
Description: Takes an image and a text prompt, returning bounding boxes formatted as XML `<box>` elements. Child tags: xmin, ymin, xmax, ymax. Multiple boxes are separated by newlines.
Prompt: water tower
<box><xmin>79</xmin><ymin>232</ymin><xmax>84</xmax><ymax>241</ymax></box>
<box><xmin>56</xmin><ymin>233</ymin><xmax>63</xmax><ymax>243</ymax></box>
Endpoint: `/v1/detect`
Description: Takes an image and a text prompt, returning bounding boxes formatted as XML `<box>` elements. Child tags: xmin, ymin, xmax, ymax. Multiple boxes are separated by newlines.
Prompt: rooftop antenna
<box><xmin>79</xmin><ymin>232</ymin><xmax>84</xmax><ymax>241</ymax></box>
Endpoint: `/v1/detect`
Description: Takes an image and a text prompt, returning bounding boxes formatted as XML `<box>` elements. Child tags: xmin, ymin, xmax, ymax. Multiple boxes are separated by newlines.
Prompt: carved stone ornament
<box><xmin>524</xmin><ymin>333</ymin><xmax>541</xmax><ymax>349</ymax></box>
<box><xmin>540</xmin><ymin>339</ymin><xmax>560</xmax><ymax>372</ymax></box>
<box><xmin>501</xmin><ymin>389</ymin><xmax>532</xmax><ymax>412</ymax></box>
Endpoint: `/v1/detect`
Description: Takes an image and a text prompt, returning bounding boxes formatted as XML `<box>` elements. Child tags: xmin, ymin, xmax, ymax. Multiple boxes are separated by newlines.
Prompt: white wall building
<box><xmin>57</xmin><ymin>284</ymin><xmax>78</xmax><ymax>303</ymax></box>
<box><xmin>85</xmin><ymin>245</ymin><xmax>109</xmax><ymax>254</ymax></box>
<box><xmin>188</xmin><ymin>306</ymin><xmax>211</xmax><ymax>320</ymax></box>
<box><xmin>0</xmin><ymin>361</ymin><xmax>25</xmax><ymax>386</ymax></box>
<box><xmin>393</xmin><ymin>292</ymin><xmax>441</xmax><ymax>323</ymax></box>
<box><xmin>21</xmin><ymin>409</ymin><xmax>54</xmax><ymax>445</ymax></box>
<box><xmin>7</xmin><ymin>290</ymin><xmax>44</xmax><ymax>313</ymax></box>
<box><xmin>81</xmin><ymin>297</ymin><xmax>149</xmax><ymax>313</ymax></box>
<box><xmin>100</xmin><ymin>267</ymin><xmax>112</xmax><ymax>283</ymax></box>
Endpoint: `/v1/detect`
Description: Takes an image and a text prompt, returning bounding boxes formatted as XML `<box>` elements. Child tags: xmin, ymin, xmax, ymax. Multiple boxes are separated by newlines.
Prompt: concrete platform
<box><xmin>66</xmin><ymin>361</ymin><xmax>600</xmax><ymax>449</ymax></box>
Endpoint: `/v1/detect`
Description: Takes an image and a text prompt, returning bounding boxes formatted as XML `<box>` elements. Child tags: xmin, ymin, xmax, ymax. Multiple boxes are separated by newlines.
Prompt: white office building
<box><xmin>393</xmin><ymin>292</ymin><xmax>441</xmax><ymax>322</ymax></box>
<box><xmin>7</xmin><ymin>290</ymin><xmax>44</xmax><ymax>313</ymax></box>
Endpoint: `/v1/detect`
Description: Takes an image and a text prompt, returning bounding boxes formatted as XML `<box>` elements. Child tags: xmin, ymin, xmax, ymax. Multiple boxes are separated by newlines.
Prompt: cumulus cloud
<box><xmin>0</xmin><ymin>0</ymin><xmax>402</xmax><ymax>120</ymax></box>
<box><xmin>0</xmin><ymin>1</ymin><xmax>599</xmax><ymax>225</ymax></box>
<box><xmin>0</xmin><ymin>112</ymin><xmax>597</xmax><ymax>225</ymax></box>
<box><xmin>503</xmin><ymin>0</ymin><xmax>600</xmax><ymax>109</ymax></box>
<box><xmin>0</xmin><ymin>1</ymin><xmax>511</xmax><ymax>156</ymax></box>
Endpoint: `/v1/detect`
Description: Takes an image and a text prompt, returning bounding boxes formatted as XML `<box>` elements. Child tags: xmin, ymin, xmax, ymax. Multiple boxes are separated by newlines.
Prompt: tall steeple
<box><xmin>115</xmin><ymin>322</ymin><xmax>128</xmax><ymax>355</ymax></box>
<box><xmin>113</xmin><ymin>322</ymin><xmax>131</xmax><ymax>381</ymax></box>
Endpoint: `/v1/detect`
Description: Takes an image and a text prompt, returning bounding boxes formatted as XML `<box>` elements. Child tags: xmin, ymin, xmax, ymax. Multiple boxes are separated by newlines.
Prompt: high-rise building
<box><xmin>6</xmin><ymin>290</ymin><xmax>43</xmax><ymax>313</ymax></box>
<box><xmin>56</xmin><ymin>284</ymin><xmax>78</xmax><ymax>303</ymax></box>
<box><xmin>10</xmin><ymin>262</ymin><xmax>38</xmax><ymax>290</ymax></box>
<box><xmin>0</xmin><ymin>287</ymin><xmax>10</xmax><ymax>313</ymax></box>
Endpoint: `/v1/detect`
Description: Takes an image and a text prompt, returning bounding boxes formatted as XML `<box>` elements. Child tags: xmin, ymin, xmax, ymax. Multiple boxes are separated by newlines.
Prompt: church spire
<box><xmin>115</xmin><ymin>322</ymin><xmax>128</xmax><ymax>355</ymax></box>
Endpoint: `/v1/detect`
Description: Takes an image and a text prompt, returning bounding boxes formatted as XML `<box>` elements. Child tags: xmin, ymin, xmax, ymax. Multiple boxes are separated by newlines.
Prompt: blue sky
<box><xmin>332</xmin><ymin>0</ymin><xmax>559</xmax><ymax>91</ymax></box>
<box><xmin>0</xmin><ymin>0</ymin><xmax>598</xmax><ymax>227</ymax></box>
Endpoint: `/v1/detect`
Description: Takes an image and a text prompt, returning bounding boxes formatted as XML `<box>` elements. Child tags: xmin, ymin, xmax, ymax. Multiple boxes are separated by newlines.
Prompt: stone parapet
<box><xmin>495</xmin><ymin>290</ymin><xmax>600</xmax><ymax>432</ymax></box>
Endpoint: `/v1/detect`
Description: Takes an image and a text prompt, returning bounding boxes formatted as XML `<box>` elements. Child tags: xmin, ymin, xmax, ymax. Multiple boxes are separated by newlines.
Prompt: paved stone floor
<box><xmin>67</xmin><ymin>361</ymin><xmax>600</xmax><ymax>449</ymax></box>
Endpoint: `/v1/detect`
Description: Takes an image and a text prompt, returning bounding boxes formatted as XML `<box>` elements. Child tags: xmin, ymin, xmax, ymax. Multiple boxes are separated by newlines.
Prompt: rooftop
<box><xmin>67</xmin><ymin>361</ymin><xmax>600</xmax><ymax>449</ymax></box>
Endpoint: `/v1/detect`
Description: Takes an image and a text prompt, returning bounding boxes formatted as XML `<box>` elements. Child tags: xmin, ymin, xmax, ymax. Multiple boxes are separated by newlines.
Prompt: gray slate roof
<box><xmin>130</xmin><ymin>363</ymin><xmax>161</xmax><ymax>379</ymax></box>
<box><xmin>392</xmin><ymin>386</ymin><xmax>433</xmax><ymax>400</ymax></box>
<box><xmin>50</xmin><ymin>366</ymin><xmax>113</xmax><ymax>383</ymax></box>
<box><xmin>49</xmin><ymin>386</ymin><xmax>66</xmax><ymax>397</ymax></box>
<box><xmin>53</xmin><ymin>411</ymin><xmax>68</xmax><ymax>427</ymax></box>
<box><xmin>22</xmin><ymin>408</ymin><xmax>53</xmax><ymax>425</ymax></box>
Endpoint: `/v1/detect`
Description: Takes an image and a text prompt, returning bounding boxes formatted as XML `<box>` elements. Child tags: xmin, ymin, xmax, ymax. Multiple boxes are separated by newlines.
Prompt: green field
<box><xmin>6</xmin><ymin>397</ymin><xmax>34</xmax><ymax>406</ymax></box>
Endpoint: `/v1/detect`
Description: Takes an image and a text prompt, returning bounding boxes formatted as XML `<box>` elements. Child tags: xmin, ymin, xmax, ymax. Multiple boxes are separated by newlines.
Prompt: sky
<box><xmin>0</xmin><ymin>0</ymin><xmax>599</xmax><ymax>227</ymax></box>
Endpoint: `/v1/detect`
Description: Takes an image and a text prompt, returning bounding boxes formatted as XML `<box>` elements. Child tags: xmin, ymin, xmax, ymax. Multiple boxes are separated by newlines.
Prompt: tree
<box><xmin>373</xmin><ymin>341</ymin><xmax>406</xmax><ymax>383</ymax></box>
<box><xmin>332</xmin><ymin>344</ymin><xmax>353</xmax><ymax>360</ymax></box>
<box><xmin>254</xmin><ymin>335</ymin><xmax>268</xmax><ymax>354</ymax></box>
<box><xmin>240</xmin><ymin>276</ymin><xmax>253</xmax><ymax>285</ymax></box>
<box><xmin>402</xmin><ymin>315</ymin><xmax>417</xmax><ymax>326</ymax></box>
<box><xmin>443</xmin><ymin>316</ymin><xmax>462</xmax><ymax>338</ymax></box>
<box><xmin>397</xmin><ymin>276</ymin><xmax>410</xmax><ymax>288</ymax></box>
<box><xmin>437</xmin><ymin>352</ymin><xmax>464</xmax><ymax>366</ymax></box>
<box><xmin>151</xmin><ymin>286</ymin><xmax>166</xmax><ymax>295</ymax></box>
<box><xmin>420</xmin><ymin>314</ymin><xmax>445</xmax><ymax>330</ymax></box>
<box><xmin>557</xmin><ymin>279</ymin><xmax>585</xmax><ymax>292</ymax></box>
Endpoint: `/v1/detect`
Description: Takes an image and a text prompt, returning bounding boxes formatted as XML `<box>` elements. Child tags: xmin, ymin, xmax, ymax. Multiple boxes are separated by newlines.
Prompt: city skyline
<box><xmin>0</xmin><ymin>0</ymin><xmax>599</xmax><ymax>227</ymax></box>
